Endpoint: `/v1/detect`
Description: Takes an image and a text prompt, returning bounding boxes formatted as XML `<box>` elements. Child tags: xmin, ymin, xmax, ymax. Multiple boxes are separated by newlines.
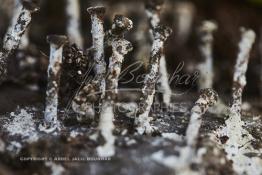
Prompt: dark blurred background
<box><xmin>0</xmin><ymin>0</ymin><xmax>261</xmax><ymax>112</ymax></box>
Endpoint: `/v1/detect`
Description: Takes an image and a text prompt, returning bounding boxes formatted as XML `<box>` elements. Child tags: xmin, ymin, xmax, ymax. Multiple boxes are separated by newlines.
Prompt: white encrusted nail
<box><xmin>3</xmin><ymin>0</ymin><xmax>39</xmax><ymax>52</ymax></box>
<box><xmin>0</xmin><ymin>0</ymin><xmax>39</xmax><ymax>83</ymax></box>
<box><xmin>97</xmin><ymin>31</ymin><xmax>133</xmax><ymax>157</ymax></box>
<box><xmin>186</xmin><ymin>88</ymin><xmax>218</xmax><ymax>147</ymax></box>
<box><xmin>66</xmin><ymin>0</ymin><xmax>83</xmax><ymax>48</ymax></box>
<box><xmin>197</xmin><ymin>20</ymin><xmax>217</xmax><ymax>89</ymax></box>
<box><xmin>105</xmin><ymin>14</ymin><xmax>133</xmax><ymax>46</ymax></box>
<box><xmin>231</xmin><ymin>28</ymin><xmax>255</xmax><ymax>115</ymax></box>
<box><xmin>42</xmin><ymin>35</ymin><xmax>68</xmax><ymax>132</ymax></box>
<box><xmin>145</xmin><ymin>0</ymin><xmax>172</xmax><ymax>105</ymax></box>
<box><xmin>87</xmin><ymin>6</ymin><xmax>106</xmax><ymax>98</ymax></box>
<box><xmin>136</xmin><ymin>25</ymin><xmax>172</xmax><ymax>135</ymax></box>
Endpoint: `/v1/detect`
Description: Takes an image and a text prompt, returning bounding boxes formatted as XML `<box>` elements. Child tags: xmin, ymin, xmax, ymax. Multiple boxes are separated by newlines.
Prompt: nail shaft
<box><xmin>0</xmin><ymin>0</ymin><xmax>39</xmax><ymax>83</ymax></box>
<box><xmin>217</xmin><ymin>29</ymin><xmax>258</xmax><ymax>173</ymax></box>
<box><xmin>3</xmin><ymin>0</ymin><xmax>39</xmax><ymax>51</ymax></box>
<box><xmin>231</xmin><ymin>28</ymin><xmax>255</xmax><ymax>115</ymax></box>
<box><xmin>44</xmin><ymin>35</ymin><xmax>67</xmax><ymax>131</ymax></box>
<box><xmin>197</xmin><ymin>21</ymin><xmax>217</xmax><ymax>89</ymax></box>
<box><xmin>186</xmin><ymin>88</ymin><xmax>218</xmax><ymax>147</ymax></box>
<box><xmin>136</xmin><ymin>25</ymin><xmax>172</xmax><ymax>134</ymax></box>
<box><xmin>87</xmin><ymin>6</ymin><xmax>106</xmax><ymax>98</ymax></box>
<box><xmin>66</xmin><ymin>0</ymin><xmax>83</xmax><ymax>48</ymax></box>
<box><xmin>176</xmin><ymin>88</ymin><xmax>218</xmax><ymax>172</ymax></box>
<box><xmin>145</xmin><ymin>0</ymin><xmax>172</xmax><ymax>105</ymax></box>
<box><xmin>97</xmin><ymin>16</ymin><xmax>133</xmax><ymax>156</ymax></box>
<box><xmin>71</xmin><ymin>6</ymin><xmax>106</xmax><ymax>120</ymax></box>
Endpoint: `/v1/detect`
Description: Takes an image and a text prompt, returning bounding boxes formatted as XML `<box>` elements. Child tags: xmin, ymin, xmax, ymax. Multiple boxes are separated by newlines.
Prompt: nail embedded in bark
<box><xmin>224</xmin><ymin>28</ymin><xmax>255</xmax><ymax>137</ymax></box>
<box><xmin>41</xmin><ymin>35</ymin><xmax>68</xmax><ymax>133</ymax></box>
<box><xmin>97</xmin><ymin>39</ymin><xmax>133</xmax><ymax>157</ymax></box>
<box><xmin>174</xmin><ymin>88</ymin><xmax>218</xmax><ymax>172</ymax></box>
<box><xmin>217</xmin><ymin>29</ymin><xmax>258</xmax><ymax>174</ymax></box>
<box><xmin>87</xmin><ymin>6</ymin><xmax>106</xmax><ymax>99</ymax></box>
<box><xmin>145</xmin><ymin>0</ymin><xmax>172</xmax><ymax>105</ymax></box>
<box><xmin>71</xmin><ymin>6</ymin><xmax>106</xmax><ymax>120</ymax></box>
<box><xmin>197</xmin><ymin>20</ymin><xmax>217</xmax><ymax>89</ymax></box>
<box><xmin>66</xmin><ymin>0</ymin><xmax>83</xmax><ymax>48</ymax></box>
<box><xmin>107</xmin><ymin>39</ymin><xmax>133</xmax><ymax>100</ymax></box>
<box><xmin>97</xmin><ymin>17</ymin><xmax>133</xmax><ymax>151</ymax></box>
<box><xmin>0</xmin><ymin>0</ymin><xmax>39</xmax><ymax>83</ymax></box>
<box><xmin>186</xmin><ymin>88</ymin><xmax>218</xmax><ymax>147</ymax></box>
<box><xmin>106</xmin><ymin>15</ymin><xmax>133</xmax><ymax>98</ymax></box>
<box><xmin>231</xmin><ymin>28</ymin><xmax>255</xmax><ymax>116</ymax></box>
<box><xmin>135</xmin><ymin>25</ymin><xmax>172</xmax><ymax>135</ymax></box>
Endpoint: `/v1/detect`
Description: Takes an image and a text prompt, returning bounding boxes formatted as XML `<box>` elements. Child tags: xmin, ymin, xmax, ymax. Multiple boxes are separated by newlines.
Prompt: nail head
<box><xmin>47</xmin><ymin>35</ymin><xmax>68</xmax><ymax>47</ymax></box>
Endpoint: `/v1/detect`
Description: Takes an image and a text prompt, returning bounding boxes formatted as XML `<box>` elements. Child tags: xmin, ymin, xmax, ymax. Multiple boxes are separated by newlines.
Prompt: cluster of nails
<box><xmin>0</xmin><ymin>0</ymin><xmax>257</xmax><ymax>159</ymax></box>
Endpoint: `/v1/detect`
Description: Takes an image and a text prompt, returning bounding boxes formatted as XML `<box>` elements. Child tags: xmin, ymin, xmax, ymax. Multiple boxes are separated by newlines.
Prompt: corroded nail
<box><xmin>87</xmin><ymin>6</ymin><xmax>106</xmax><ymax>99</ymax></box>
<box><xmin>43</xmin><ymin>35</ymin><xmax>68</xmax><ymax>132</ymax></box>
<box><xmin>0</xmin><ymin>0</ymin><xmax>39</xmax><ymax>84</ymax></box>
<box><xmin>66</xmin><ymin>0</ymin><xmax>83</xmax><ymax>48</ymax></box>
<box><xmin>231</xmin><ymin>28</ymin><xmax>255</xmax><ymax>115</ymax></box>
<box><xmin>145</xmin><ymin>0</ymin><xmax>172</xmax><ymax>105</ymax></box>
<box><xmin>47</xmin><ymin>35</ymin><xmax>68</xmax><ymax>48</ymax></box>
<box><xmin>192</xmin><ymin>88</ymin><xmax>218</xmax><ymax>115</ymax></box>
<box><xmin>3</xmin><ymin>0</ymin><xmax>39</xmax><ymax>51</ymax></box>
<box><xmin>97</xmin><ymin>22</ymin><xmax>133</xmax><ymax>156</ymax></box>
<box><xmin>111</xmin><ymin>15</ymin><xmax>133</xmax><ymax>36</ymax></box>
<box><xmin>186</xmin><ymin>88</ymin><xmax>218</xmax><ymax>146</ymax></box>
<box><xmin>153</xmin><ymin>25</ymin><xmax>172</xmax><ymax>41</ymax></box>
<box><xmin>197</xmin><ymin>20</ymin><xmax>217</xmax><ymax>89</ymax></box>
<box><xmin>87</xmin><ymin>6</ymin><xmax>106</xmax><ymax>19</ymax></box>
<box><xmin>135</xmin><ymin>25</ymin><xmax>172</xmax><ymax>135</ymax></box>
<box><xmin>107</xmin><ymin>38</ymin><xmax>133</xmax><ymax>101</ymax></box>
